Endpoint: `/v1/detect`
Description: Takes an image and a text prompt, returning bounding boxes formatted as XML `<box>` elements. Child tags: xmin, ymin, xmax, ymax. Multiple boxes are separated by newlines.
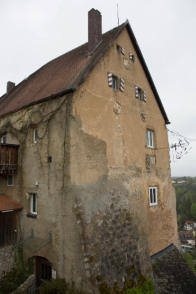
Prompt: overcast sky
<box><xmin>0</xmin><ymin>0</ymin><xmax>195</xmax><ymax>177</ymax></box>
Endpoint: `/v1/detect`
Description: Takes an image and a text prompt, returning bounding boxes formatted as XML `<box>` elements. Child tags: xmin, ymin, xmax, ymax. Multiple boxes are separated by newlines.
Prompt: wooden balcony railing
<box><xmin>0</xmin><ymin>144</ymin><xmax>19</xmax><ymax>175</ymax></box>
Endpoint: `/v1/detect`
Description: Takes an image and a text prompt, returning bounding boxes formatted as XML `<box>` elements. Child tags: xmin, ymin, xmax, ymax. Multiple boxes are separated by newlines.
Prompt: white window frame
<box><xmin>33</xmin><ymin>128</ymin><xmax>38</xmax><ymax>144</ymax></box>
<box><xmin>1</xmin><ymin>134</ymin><xmax>6</xmax><ymax>144</ymax></box>
<box><xmin>146</xmin><ymin>129</ymin><xmax>154</xmax><ymax>148</ymax></box>
<box><xmin>7</xmin><ymin>175</ymin><xmax>14</xmax><ymax>186</ymax></box>
<box><xmin>29</xmin><ymin>193</ymin><xmax>37</xmax><ymax>215</ymax></box>
<box><xmin>149</xmin><ymin>187</ymin><xmax>158</xmax><ymax>206</ymax></box>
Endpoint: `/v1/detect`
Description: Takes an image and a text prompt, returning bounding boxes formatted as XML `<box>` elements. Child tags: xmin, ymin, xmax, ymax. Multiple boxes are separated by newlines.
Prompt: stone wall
<box><xmin>73</xmin><ymin>180</ymin><xmax>153</xmax><ymax>290</ymax></box>
<box><xmin>0</xmin><ymin>245</ymin><xmax>15</xmax><ymax>278</ymax></box>
<box><xmin>152</xmin><ymin>245</ymin><xmax>196</xmax><ymax>294</ymax></box>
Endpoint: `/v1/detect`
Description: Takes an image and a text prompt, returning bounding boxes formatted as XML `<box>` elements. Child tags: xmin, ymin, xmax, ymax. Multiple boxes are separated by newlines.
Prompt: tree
<box><xmin>191</xmin><ymin>203</ymin><xmax>196</xmax><ymax>219</ymax></box>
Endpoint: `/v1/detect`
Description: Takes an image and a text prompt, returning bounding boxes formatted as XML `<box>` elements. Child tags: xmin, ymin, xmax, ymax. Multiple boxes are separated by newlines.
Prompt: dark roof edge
<box><xmin>125</xmin><ymin>21</ymin><xmax>170</xmax><ymax>124</ymax></box>
<box><xmin>0</xmin><ymin>88</ymin><xmax>75</xmax><ymax>119</ymax></box>
<box><xmin>151</xmin><ymin>243</ymin><xmax>175</xmax><ymax>259</ymax></box>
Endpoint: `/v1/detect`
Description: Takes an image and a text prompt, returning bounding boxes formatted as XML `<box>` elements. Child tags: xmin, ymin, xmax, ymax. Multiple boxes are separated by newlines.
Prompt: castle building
<box><xmin>1</xmin><ymin>8</ymin><xmax>195</xmax><ymax>294</ymax></box>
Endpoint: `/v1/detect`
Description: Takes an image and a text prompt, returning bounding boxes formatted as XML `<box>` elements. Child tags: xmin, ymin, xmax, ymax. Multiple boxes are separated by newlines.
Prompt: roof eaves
<box><xmin>0</xmin><ymin>88</ymin><xmax>75</xmax><ymax>119</ymax></box>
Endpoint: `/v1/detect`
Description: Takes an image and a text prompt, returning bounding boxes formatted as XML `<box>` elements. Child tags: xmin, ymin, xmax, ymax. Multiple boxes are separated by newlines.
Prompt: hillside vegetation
<box><xmin>173</xmin><ymin>177</ymin><xmax>196</xmax><ymax>229</ymax></box>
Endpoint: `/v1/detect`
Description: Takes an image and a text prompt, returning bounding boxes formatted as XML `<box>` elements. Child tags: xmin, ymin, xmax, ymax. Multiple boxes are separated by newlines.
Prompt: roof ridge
<box><xmin>0</xmin><ymin>23</ymin><xmax>126</xmax><ymax>101</ymax></box>
<box><xmin>0</xmin><ymin>20</ymin><xmax>169</xmax><ymax>124</ymax></box>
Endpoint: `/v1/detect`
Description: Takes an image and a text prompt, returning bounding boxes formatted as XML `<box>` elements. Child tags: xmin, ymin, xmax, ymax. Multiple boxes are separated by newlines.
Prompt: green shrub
<box><xmin>0</xmin><ymin>263</ymin><xmax>32</xmax><ymax>294</ymax></box>
<box><xmin>0</xmin><ymin>244</ymin><xmax>33</xmax><ymax>294</ymax></box>
<box><xmin>125</xmin><ymin>279</ymin><xmax>155</xmax><ymax>294</ymax></box>
<box><xmin>39</xmin><ymin>279</ymin><xmax>67</xmax><ymax>294</ymax></box>
<box><xmin>183</xmin><ymin>251</ymin><xmax>196</xmax><ymax>274</ymax></box>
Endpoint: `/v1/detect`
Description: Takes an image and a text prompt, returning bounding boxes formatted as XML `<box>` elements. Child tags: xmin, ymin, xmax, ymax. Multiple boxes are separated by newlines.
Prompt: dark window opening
<box><xmin>112</xmin><ymin>75</ymin><xmax>118</xmax><ymax>90</ymax></box>
<box><xmin>7</xmin><ymin>175</ymin><xmax>14</xmax><ymax>186</ymax></box>
<box><xmin>135</xmin><ymin>86</ymin><xmax>146</xmax><ymax>102</ymax></box>
<box><xmin>0</xmin><ymin>211</ymin><xmax>17</xmax><ymax>247</ymax></box>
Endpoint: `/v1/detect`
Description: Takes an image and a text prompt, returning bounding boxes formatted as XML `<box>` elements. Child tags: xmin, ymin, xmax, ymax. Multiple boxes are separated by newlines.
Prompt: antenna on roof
<box><xmin>117</xmin><ymin>3</ymin><xmax>120</xmax><ymax>26</ymax></box>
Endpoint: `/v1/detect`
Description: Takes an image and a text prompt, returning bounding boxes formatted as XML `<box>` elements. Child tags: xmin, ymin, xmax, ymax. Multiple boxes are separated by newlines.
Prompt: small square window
<box><xmin>146</xmin><ymin>129</ymin><xmax>154</xmax><ymax>148</ymax></box>
<box><xmin>149</xmin><ymin>187</ymin><xmax>158</xmax><ymax>206</ymax></box>
<box><xmin>48</xmin><ymin>156</ymin><xmax>52</xmax><ymax>163</ymax></box>
<box><xmin>33</xmin><ymin>128</ymin><xmax>38</xmax><ymax>144</ymax></box>
<box><xmin>29</xmin><ymin>193</ymin><xmax>37</xmax><ymax>215</ymax></box>
<box><xmin>135</xmin><ymin>86</ymin><xmax>146</xmax><ymax>102</ymax></box>
<box><xmin>7</xmin><ymin>175</ymin><xmax>14</xmax><ymax>186</ymax></box>
<box><xmin>1</xmin><ymin>134</ymin><xmax>6</xmax><ymax>144</ymax></box>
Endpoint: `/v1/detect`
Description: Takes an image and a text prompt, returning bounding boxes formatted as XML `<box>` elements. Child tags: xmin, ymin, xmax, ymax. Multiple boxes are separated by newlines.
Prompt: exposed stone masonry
<box><xmin>0</xmin><ymin>245</ymin><xmax>15</xmax><ymax>279</ymax></box>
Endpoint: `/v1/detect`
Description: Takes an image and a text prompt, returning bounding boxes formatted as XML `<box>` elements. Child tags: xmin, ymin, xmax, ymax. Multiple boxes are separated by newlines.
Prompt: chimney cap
<box><xmin>7</xmin><ymin>81</ymin><xmax>15</xmax><ymax>94</ymax></box>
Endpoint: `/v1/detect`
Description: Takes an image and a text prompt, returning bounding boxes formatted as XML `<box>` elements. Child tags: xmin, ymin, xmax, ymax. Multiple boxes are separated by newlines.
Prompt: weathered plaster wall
<box><xmin>0</xmin><ymin>25</ymin><xmax>178</xmax><ymax>292</ymax></box>
<box><xmin>69</xmin><ymin>120</ymin><xmax>153</xmax><ymax>290</ymax></box>
<box><xmin>0</xmin><ymin>95</ymin><xmax>76</xmax><ymax>278</ymax></box>
<box><xmin>70</xmin><ymin>26</ymin><xmax>178</xmax><ymax>290</ymax></box>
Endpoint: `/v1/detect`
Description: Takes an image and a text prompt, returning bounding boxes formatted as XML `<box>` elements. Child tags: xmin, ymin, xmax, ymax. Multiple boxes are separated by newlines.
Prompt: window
<box><xmin>108</xmin><ymin>73</ymin><xmax>125</xmax><ymax>92</ymax></box>
<box><xmin>135</xmin><ymin>86</ymin><xmax>146</xmax><ymax>102</ymax></box>
<box><xmin>7</xmin><ymin>175</ymin><xmax>14</xmax><ymax>186</ymax></box>
<box><xmin>129</xmin><ymin>52</ymin><xmax>135</xmax><ymax>62</ymax></box>
<box><xmin>33</xmin><ymin>128</ymin><xmax>38</xmax><ymax>144</ymax></box>
<box><xmin>149</xmin><ymin>187</ymin><xmax>158</xmax><ymax>206</ymax></box>
<box><xmin>112</xmin><ymin>75</ymin><xmax>118</xmax><ymax>90</ymax></box>
<box><xmin>146</xmin><ymin>129</ymin><xmax>154</xmax><ymax>148</ymax></box>
<box><xmin>116</xmin><ymin>44</ymin><xmax>126</xmax><ymax>55</ymax></box>
<box><xmin>29</xmin><ymin>193</ymin><xmax>37</xmax><ymax>215</ymax></box>
<box><xmin>0</xmin><ymin>134</ymin><xmax>6</xmax><ymax>144</ymax></box>
<box><xmin>108</xmin><ymin>73</ymin><xmax>118</xmax><ymax>90</ymax></box>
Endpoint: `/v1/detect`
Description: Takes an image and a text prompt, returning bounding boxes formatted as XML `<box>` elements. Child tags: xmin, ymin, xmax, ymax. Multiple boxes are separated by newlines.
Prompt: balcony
<box><xmin>0</xmin><ymin>144</ymin><xmax>19</xmax><ymax>175</ymax></box>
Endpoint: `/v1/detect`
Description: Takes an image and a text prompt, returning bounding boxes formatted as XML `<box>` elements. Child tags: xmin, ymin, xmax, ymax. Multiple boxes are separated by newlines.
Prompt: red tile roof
<box><xmin>0</xmin><ymin>193</ymin><xmax>22</xmax><ymax>212</ymax></box>
<box><xmin>185</xmin><ymin>221</ymin><xmax>195</xmax><ymax>225</ymax></box>
<box><xmin>0</xmin><ymin>21</ymin><xmax>170</xmax><ymax>124</ymax></box>
<box><xmin>0</xmin><ymin>26</ymin><xmax>121</xmax><ymax>117</ymax></box>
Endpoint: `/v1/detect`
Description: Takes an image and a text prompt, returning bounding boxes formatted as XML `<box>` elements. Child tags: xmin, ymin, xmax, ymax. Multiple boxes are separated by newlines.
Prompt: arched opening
<box><xmin>35</xmin><ymin>256</ymin><xmax>52</xmax><ymax>287</ymax></box>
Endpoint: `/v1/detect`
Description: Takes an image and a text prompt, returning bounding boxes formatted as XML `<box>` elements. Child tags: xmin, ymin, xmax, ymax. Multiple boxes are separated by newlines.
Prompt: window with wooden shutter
<box><xmin>121</xmin><ymin>47</ymin><xmax>126</xmax><ymax>55</ymax></box>
<box><xmin>108</xmin><ymin>72</ymin><xmax>113</xmax><ymax>87</ymax></box>
<box><xmin>135</xmin><ymin>86</ymin><xmax>146</xmax><ymax>102</ymax></box>
<box><xmin>119</xmin><ymin>78</ymin><xmax>125</xmax><ymax>92</ymax></box>
<box><xmin>108</xmin><ymin>73</ymin><xmax>125</xmax><ymax>92</ymax></box>
<box><xmin>116</xmin><ymin>45</ymin><xmax>126</xmax><ymax>56</ymax></box>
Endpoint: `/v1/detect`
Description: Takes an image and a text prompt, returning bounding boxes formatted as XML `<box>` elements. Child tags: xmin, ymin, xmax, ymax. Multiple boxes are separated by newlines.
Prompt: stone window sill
<box><xmin>27</xmin><ymin>213</ymin><xmax>37</xmax><ymax>219</ymax></box>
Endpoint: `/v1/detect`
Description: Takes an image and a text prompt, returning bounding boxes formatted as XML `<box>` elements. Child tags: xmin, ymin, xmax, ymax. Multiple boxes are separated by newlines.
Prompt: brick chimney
<box><xmin>88</xmin><ymin>9</ymin><xmax>102</xmax><ymax>55</ymax></box>
<box><xmin>7</xmin><ymin>81</ymin><xmax>15</xmax><ymax>94</ymax></box>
